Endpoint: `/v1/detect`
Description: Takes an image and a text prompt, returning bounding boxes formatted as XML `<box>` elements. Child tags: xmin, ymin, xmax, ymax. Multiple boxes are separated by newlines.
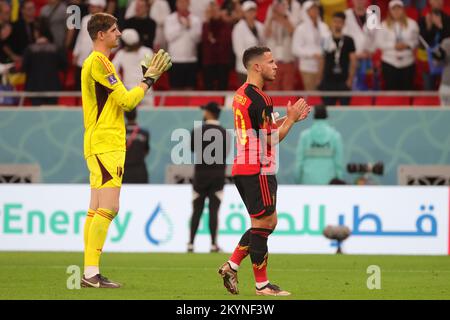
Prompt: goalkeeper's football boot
<box><xmin>256</xmin><ymin>283</ymin><xmax>291</xmax><ymax>296</ymax></box>
<box><xmin>81</xmin><ymin>274</ymin><xmax>121</xmax><ymax>288</ymax></box>
<box><xmin>218</xmin><ymin>262</ymin><xmax>239</xmax><ymax>295</ymax></box>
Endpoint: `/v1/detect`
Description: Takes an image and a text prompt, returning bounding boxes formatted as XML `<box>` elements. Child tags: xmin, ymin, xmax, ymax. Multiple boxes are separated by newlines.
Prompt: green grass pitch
<box><xmin>0</xmin><ymin>252</ymin><xmax>449</xmax><ymax>299</ymax></box>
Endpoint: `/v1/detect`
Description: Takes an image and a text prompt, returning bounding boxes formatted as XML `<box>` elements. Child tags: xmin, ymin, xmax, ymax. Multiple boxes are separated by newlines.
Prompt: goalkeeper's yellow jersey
<box><xmin>81</xmin><ymin>50</ymin><xmax>145</xmax><ymax>159</ymax></box>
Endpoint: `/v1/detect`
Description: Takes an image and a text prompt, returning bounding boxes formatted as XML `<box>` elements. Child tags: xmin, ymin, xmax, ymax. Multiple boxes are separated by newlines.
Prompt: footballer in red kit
<box><xmin>218</xmin><ymin>46</ymin><xmax>311</xmax><ymax>296</ymax></box>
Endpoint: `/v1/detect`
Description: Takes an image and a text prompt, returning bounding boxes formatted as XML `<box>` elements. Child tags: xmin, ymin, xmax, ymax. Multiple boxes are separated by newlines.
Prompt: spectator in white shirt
<box><xmin>112</xmin><ymin>28</ymin><xmax>154</xmax><ymax>106</ymax></box>
<box><xmin>264</xmin><ymin>0</ymin><xmax>301</xmax><ymax>90</ymax></box>
<box><xmin>150</xmin><ymin>0</ymin><xmax>171</xmax><ymax>49</ymax></box>
<box><xmin>376</xmin><ymin>0</ymin><xmax>419</xmax><ymax>90</ymax></box>
<box><xmin>232</xmin><ymin>1</ymin><xmax>265</xmax><ymax>85</ymax></box>
<box><xmin>73</xmin><ymin>0</ymin><xmax>106</xmax><ymax>90</ymax></box>
<box><xmin>342</xmin><ymin>0</ymin><xmax>377</xmax><ymax>90</ymax></box>
<box><xmin>292</xmin><ymin>1</ymin><xmax>330</xmax><ymax>90</ymax></box>
<box><xmin>164</xmin><ymin>0</ymin><xmax>201</xmax><ymax>89</ymax></box>
<box><xmin>342</xmin><ymin>0</ymin><xmax>375</xmax><ymax>59</ymax></box>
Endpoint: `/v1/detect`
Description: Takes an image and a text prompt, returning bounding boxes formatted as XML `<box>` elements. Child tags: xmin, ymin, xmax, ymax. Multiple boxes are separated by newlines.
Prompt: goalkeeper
<box><xmin>80</xmin><ymin>12</ymin><xmax>171</xmax><ymax>288</ymax></box>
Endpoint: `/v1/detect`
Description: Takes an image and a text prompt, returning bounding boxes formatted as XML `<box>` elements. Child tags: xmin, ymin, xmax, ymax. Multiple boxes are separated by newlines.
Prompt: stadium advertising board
<box><xmin>0</xmin><ymin>185</ymin><xmax>448</xmax><ymax>255</ymax></box>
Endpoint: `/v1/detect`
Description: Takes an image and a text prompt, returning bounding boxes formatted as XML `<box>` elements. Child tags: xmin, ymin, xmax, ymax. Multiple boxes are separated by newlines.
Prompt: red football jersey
<box><xmin>232</xmin><ymin>83</ymin><xmax>277</xmax><ymax>176</ymax></box>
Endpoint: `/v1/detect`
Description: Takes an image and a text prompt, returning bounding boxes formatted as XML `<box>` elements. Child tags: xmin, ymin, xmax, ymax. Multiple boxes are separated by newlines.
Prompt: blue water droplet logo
<box><xmin>145</xmin><ymin>203</ymin><xmax>174</xmax><ymax>246</ymax></box>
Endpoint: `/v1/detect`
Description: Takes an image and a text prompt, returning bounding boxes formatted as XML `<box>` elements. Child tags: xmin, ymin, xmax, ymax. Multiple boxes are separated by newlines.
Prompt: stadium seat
<box><xmin>34</xmin><ymin>0</ymin><xmax>48</xmax><ymax>15</ymax></box>
<box><xmin>422</xmin><ymin>5</ymin><xmax>450</xmax><ymax>16</ymax></box>
<box><xmin>350</xmin><ymin>96</ymin><xmax>373</xmax><ymax>106</ymax></box>
<box><xmin>153</xmin><ymin>73</ymin><xmax>170</xmax><ymax>91</ymax></box>
<box><xmin>375</xmin><ymin>96</ymin><xmax>411</xmax><ymax>106</ymax></box>
<box><xmin>154</xmin><ymin>95</ymin><xmax>225</xmax><ymax>107</ymax></box>
<box><xmin>58</xmin><ymin>97</ymin><xmax>79</xmax><ymax>107</ymax></box>
<box><xmin>405</xmin><ymin>7</ymin><xmax>419</xmax><ymax>20</ymax></box>
<box><xmin>444</xmin><ymin>3</ymin><xmax>450</xmax><ymax>15</ymax></box>
<box><xmin>304</xmin><ymin>96</ymin><xmax>323</xmax><ymax>106</ymax></box>
<box><xmin>188</xmin><ymin>96</ymin><xmax>225</xmax><ymax>106</ymax></box>
<box><xmin>227</xmin><ymin>70</ymin><xmax>240</xmax><ymax>90</ymax></box>
<box><xmin>412</xmin><ymin>96</ymin><xmax>441</xmax><ymax>107</ymax></box>
<box><xmin>271</xmin><ymin>96</ymin><xmax>299</xmax><ymax>107</ymax></box>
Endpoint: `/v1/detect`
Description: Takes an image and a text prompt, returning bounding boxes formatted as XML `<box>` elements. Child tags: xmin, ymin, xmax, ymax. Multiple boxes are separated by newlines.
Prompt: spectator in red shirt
<box><xmin>201</xmin><ymin>0</ymin><xmax>233</xmax><ymax>90</ymax></box>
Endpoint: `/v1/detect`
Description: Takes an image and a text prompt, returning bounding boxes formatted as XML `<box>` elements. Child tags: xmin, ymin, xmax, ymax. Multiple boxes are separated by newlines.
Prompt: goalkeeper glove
<box><xmin>140</xmin><ymin>49</ymin><xmax>172</xmax><ymax>87</ymax></box>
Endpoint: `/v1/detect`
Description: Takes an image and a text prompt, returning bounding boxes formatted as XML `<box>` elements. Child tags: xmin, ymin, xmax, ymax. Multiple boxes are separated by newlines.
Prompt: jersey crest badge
<box><xmin>107</xmin><ymin>74</ymin><xmax>118</xmax><ymax>85</ymax></box>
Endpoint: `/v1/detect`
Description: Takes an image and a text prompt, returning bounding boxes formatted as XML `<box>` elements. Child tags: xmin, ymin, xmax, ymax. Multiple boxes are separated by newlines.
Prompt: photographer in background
<box><xmin>188</xmin><ymin>102</ymin><xmax>229</xmax><ymax>253</ymax></box>
<box><xmin>123</xmin><ymin>108</ymin><xmax>150</xmax><ymax>184</ymax></box>
<box><xmin>295</xmin><ymin>105</ymin><xmax>344</xmax><ymax>185</ymax></box>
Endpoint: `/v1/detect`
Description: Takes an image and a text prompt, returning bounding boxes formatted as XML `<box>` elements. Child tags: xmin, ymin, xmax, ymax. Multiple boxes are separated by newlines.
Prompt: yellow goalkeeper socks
<box><xmin>83</xmin><ymin>209</ymin><xmax>96</xmax><ymax>249</ymax></box>
<box><xmin>84</xmin><ymin>208</ymin><xmax>117</xmax><ymax>269</ymax></box>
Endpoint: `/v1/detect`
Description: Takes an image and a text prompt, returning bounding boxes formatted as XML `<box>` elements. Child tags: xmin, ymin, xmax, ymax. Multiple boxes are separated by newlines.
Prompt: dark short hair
<box><xmin>314</xmin><ymin>104</ymin><xmax>328</xmax><ymax>119</ymax></box>
<box><xmin>34</xmin><ymin>18</ymin><xmax>54</xmax><ymax>43</ymax></box>
<box><xmin>87</xmin><ymin>13</ymin><xmax>118</xmax><ymax>41</ymax></box>
<box><xmin>201</xmin><ymin>102</ymin><xmax>221</xmax><ymax>119</ymax></box>
<box><xmin>333</xmin><ymin>11</ymin><xmax>346</xmax><ymax>21</ymax></box>
<box><xmin>242</xmin><ymin>46</ymin><xmax>271</xmax><ymax>69</ymax></box>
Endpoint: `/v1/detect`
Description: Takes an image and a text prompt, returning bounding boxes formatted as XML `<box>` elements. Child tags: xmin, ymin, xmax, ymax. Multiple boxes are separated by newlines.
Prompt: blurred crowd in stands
<box><xmin>0</xmin><ymin>0</ymin><xmax>450</xmax><ymax>106</ymax></box>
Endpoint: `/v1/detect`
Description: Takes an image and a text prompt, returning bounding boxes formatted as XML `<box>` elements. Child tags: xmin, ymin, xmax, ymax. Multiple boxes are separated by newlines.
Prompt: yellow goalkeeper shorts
<box><xmin>86</xmin><ymin>151</ymin><xmax>125</xmax><ymax>189</ymax></box>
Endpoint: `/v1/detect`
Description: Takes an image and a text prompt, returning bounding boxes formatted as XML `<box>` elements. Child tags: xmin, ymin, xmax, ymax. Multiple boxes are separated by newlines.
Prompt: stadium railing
<box><xmin>0</xmin><ymin>90</ymin><xmax>447</xmax><ymax>107</ymax></box>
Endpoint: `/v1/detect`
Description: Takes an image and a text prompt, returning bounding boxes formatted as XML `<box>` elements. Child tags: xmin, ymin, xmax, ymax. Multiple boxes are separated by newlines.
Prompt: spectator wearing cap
<box><xmin>375</xmin><ymin>0</ymin><xmax>418</xmax><ymax>90</ymax></box>
<box><xmin>319</xmin><ymin>11</ymin><xmax>357</xmax><ymax>105</ymax></box>
<box><xmin>188</xmin><ymin>102</ymin><xmax>230</xmax><ymax>253</ymax></box>
<box><xmin>22</xmin><ymin>19</ymin><xmax>67</xmax><ymax>106</ymax></box>
<box><xmin>39</xmin><ymin>0</ymin><xmax>67</xmax><ymax>49</ymax></box>
<box><xmin>112</xmin><ymin>28</ymin><xmax>154</xmax><ymax>106</ymax></box>
<box><xmin>164</xmin><ymin>0</ymin><xmax>202</xmax><ymax>89</ymax></box>
<box><xmin>73</xmin><ymin>0</ymin><xmax>106</xmax><ymax>90</ymax></box>
<box><xmin>418</xmin><ymin>0</ymin><xmax>450</xmax><ymax>90</ymax></box>
<box><xmin>123</xmin><ymin>108</ymin><xmax>150</xmax><ymax>183</ymax></box>
<box><xmin>292</xmin><ymin>1</ymin><xmax>330</xmax><ymax>90</ymax></box>
<box><xmin>232</xmin><ymin>1</ymin><xmax>265</xmax><ymax>85</ymax></box>
<box><xmin>124</xmin><ymin>0</ymin><xmax>156</xmax><ymax>49</ymax></box>
<box><xmin>201</xmin><ymin>0</ymin><xmax>233</xmax><ymax>90</ymax></box>
<box><xmin>295</xmin><ymin>105</ymin><xmax>344</xmax><ymax>185</ymax></box>
<box><xmin>263</xmin><ymin>0</ymin><xmax>302</xmax><ymax>91</ymax></box>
